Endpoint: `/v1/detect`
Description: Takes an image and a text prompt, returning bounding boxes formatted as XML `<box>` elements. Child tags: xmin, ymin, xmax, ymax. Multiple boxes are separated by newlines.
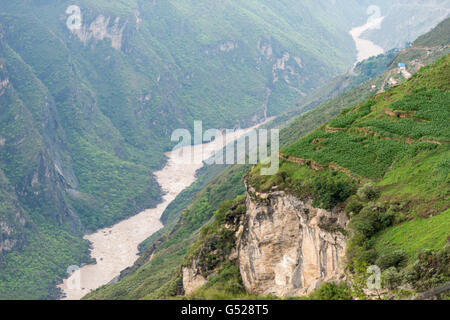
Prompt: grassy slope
<box><xmin>277</xmin><ymin>55</ymin><xmax>449</xmax><ymax>216</ymax></box>
<box><xmin>375</xmin><ymin>209</ymin><xmax>450</xmax><ymax>259</ymax></box>
<box><xmin>251</xmin><ymin>55</ymin><xmax>449</xmax><ymax>296</ymax></box>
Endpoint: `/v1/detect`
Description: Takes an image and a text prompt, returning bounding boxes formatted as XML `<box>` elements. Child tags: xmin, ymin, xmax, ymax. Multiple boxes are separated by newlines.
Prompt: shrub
<box><xmin>311</xmin><ymin>175</ymin><xmax>354</xmax><ymax>210</ymax></box>
<box><xmin>346</xmin><ymin>234</ymin><xmax>377</xmax><ymax>267</ymax></box>
<box><xmin>357</xmin><ymin>183</ymin><xmax>380</xmax><ymax>201</ymax></box>
<box><xmin>349</xmin><ymin>201</ymin><xmax>393</xmax><ymax>236</ymax></box>
<box><xmin>376</xmin><ymin>250</ymin><xmax>408</xmax><ymax>270</ymax></box>
<box><xmin>382</xmin><ymin>267</ymin><xmax>403</xmax><ymax>290</ymax></box>
<box><xmin>403</xmin><ymin>243</ymin><xmax>450</xmax><ymax>292</ymax></box>
<box><xmin>349</xmin><ymin>210</ymin><xmax>381</xmax><ymax>238</ymax></box>
<box><xmin>377</xmin><ymin>211</ymin><xmax>395</xmax><ymax>229</ymax></box>
<box><xmin>307</xmin><ymin>282</ymin><xmax>353</xmax><ymax>300</ymax></box>
<box><xmin>345</xmin><ymin>196</ymin><xmax>364</xmax><ymax>216</ymax></box>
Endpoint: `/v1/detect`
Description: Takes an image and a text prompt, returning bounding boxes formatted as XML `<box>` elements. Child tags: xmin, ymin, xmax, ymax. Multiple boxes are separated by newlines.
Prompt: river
<box><xmin>350</xmin><ymin>16</ymin><xmax>385</xmax><ymax>63</ymax></box>
<box><xmin>58</xmin><ymin>121</ymin><xmax>269</xmax><ymax>300</ymax></box>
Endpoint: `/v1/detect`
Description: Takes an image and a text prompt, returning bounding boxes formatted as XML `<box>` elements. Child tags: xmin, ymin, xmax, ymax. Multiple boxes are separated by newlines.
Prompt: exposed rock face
<box><xmin>72</xmin><ymin>15</ymin><xmax>127</xmax><ymax>50</ymax></box>
<box><xmin>0</xmin><ymin>77</ymin><xmax>8</xmax><ymax>89</ymax></box>
<box><xmin>0</xmin><ymin>77</ymin><xmax>8</xmax><ymax>96</ymax></box>
<box><xmin>0</xmin><ymin>221</ymin><xmax>17</xmax><ymax>254</ymax></box>
<box><xmin>0</xmin><ymin>170</ymin><xmax>28</xmax><ymax>257</ymax></box>
<box><xmin>220</xmin><ymin>41</ymin><xmax>238</xmax><ymax>52</ymax></box>
<box><xmin>182</xmin><ymin>262</ymin><xmax>208</xmax><ymax>295</ymax></box>
<box><xmin>181</xmin><ymin>181</ymin><xmax>348</xmax><ymax>298</ymax></box>
<box><xmin>237</xmin><ymin>183</ymin><xmax>348</xmax><ymax>297</ymax></box>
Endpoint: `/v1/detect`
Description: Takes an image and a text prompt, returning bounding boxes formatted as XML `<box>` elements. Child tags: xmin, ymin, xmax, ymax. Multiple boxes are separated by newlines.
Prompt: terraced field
<box><xmin>249</xmin><ymin>56</ymin><xmax>449</xmax><ymax>294</ymax></box>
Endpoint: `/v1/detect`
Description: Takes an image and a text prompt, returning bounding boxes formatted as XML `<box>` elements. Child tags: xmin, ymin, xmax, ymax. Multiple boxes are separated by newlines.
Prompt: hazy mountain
<box><xmin>363</xmin><ymin>0</ymin><xmax>450</xmax><ymax>49</ymax></box>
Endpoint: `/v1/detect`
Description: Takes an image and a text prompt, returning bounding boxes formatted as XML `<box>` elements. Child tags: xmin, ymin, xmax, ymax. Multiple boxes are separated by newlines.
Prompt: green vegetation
<box><xmin>88</xmin><ymin>27</ymin><xmax>450</xmax><ymax>300</ymax></box>
<box><xmin>187</xmin><ymin>262</ymin><xmax>247</xmax><ymax>300</ymax></box>
<box><xmin>251</xmin><ymin>55</ymin><xmax>450</xmax><ymax>298</ymax></box>
<box><xmin>0</xmin><ymin>0</ymin><xmax>376</xmax><ymax>299</ymax></box>
<box><xmin>276</xmin><ymin>33</ymin><xmax>450</xmax><ymax>148</ymax></box>
<box><xmin>268</xmin><ymin>50</ymin><xmax>399</xmax><ymax>136</ymax></box>
<box><xmin>0</xmin><ymin>223</ymin><xmax>90</xmax><ymax>300</ymax></box>
<box><xmin>176</xmin><ymin>197</ymin><xmax>277</xmax><ymax>300</ymax></box>
<box><xmin>414</xmin><ymin>17</ymin><xmax>450</xmax><ymax>47</ymax></box>
<box><xmin>248</xmin><ymin>161</ymin><xmax>356</xmax><ymax>211</ymax></box>
<box><xmin>281</xmin><ymin>57</ymin><xmax>450</xmax><ymax>183</ymax></box>
<box><xmin>375</xmin><ymin>209</ymin><xmax>450</xmax><ymax>260</ymax></box>
<box><xmin>400</xmin><ymin>243</ymin><xmax>449</xmax><ymax>292</ymax></box>
<box><xmin>302</xmin><ymin>282</ymin><xmax>353</xmax><ymax>300</ymax></box>
<box><xmin>183</xmin><ymin>198</ymin><xmax>248</xmax><ymax>300</ymax></box>
<box><xmin>184</xmin><ymin>198</ymin><xmax>245</xmax><ymax>270</ymax></box>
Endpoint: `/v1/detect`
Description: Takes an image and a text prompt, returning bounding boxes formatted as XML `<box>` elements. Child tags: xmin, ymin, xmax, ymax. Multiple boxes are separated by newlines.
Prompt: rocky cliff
<box><xmin>0</xmin><ymin>170</ymin><xmax>27</xmax><ymax>257</ymax></box>
<box><xmin>237</xmin><ymin>181</ymin><xmax>348</xmax><ymax>297</ymax></box>
<box><xmin>182</xmin><ymin>179</ymin><xmax>348</xmax><ymax>298</ymax></box>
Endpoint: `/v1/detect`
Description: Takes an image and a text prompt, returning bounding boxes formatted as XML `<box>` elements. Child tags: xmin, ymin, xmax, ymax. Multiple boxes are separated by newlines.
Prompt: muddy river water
<box><xmin>59</xmin><ymin>122</ymin><xmax>268</xmax><ymax>299</ymax></box>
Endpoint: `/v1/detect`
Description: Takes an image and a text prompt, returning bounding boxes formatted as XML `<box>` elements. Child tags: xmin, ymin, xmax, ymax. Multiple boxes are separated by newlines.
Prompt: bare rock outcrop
<box><xmin>237</xmin><ymin>183</ymin><xmax>348</xmax><ymax>297</ymax></box>
<box><xmin>181</xmin><ymin>181</ymin><xmax>348</xmax><ymax>298</ymax></box>
<box><xmin>0</xmin><ymin>171</ymin><xmax>28</xmax><ymax>257</ymax></box>
<box><xmin>182</xmin><ymin>261</ymin><xmax>208</xmax><ymax>295</ymax></box>
<box><xmin>72</xmin><ymin>15</ymin><xmax>127</xmax><ymax>50</ymax></box>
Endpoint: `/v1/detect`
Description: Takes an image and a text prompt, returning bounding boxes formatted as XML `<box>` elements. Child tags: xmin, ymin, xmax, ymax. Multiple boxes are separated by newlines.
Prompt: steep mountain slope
<box><xmin>0</xmin><ymin>0</ymin><xmax>372</xmax><ymax>299</ymax></box>
<box><xmin>0</xmin><ymin>0</ymin><xmax>448</xmax><ymax>299</ymax></box>
<box><xmin>178</xmin><ymin>54</ymin><xmax>450</xmax><ymax>300</ymax></box>
<box><xmin>246</xmin><ymin>55</ymin><xmax>450</xmax><ymax>298</ymax></box>
<box><xmin>414</xmin><ymin>16</ymin><xmax>450</xmax><ymax>47</ymax></box>
<box><xmin>85</xmin><ymin>22</ymin><xmax>450</xmax><ymax>300</ymax></box>
<box><xmin>265</xmin><ymin>49</ymin><xmax>400</xmax><ymax>134</ymax></box>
